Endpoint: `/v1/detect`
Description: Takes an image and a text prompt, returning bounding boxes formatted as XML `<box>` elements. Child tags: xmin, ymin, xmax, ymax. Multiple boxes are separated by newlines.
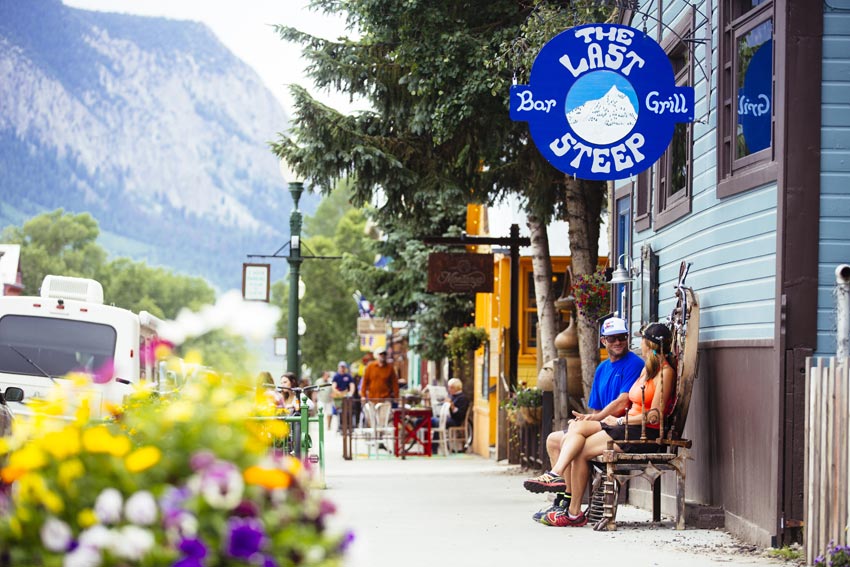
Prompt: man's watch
<box><xmin>616</xmin><ymin>416</ymin><xmax>624</xmax><ymax>426</ymax></box>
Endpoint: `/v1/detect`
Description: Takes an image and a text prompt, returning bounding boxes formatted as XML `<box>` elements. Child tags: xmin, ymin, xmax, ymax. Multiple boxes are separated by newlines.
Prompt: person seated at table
<box><xmin>431</xmin><ymin>378</ymin><xmax>469</xmax><ymax>427</ymax></box>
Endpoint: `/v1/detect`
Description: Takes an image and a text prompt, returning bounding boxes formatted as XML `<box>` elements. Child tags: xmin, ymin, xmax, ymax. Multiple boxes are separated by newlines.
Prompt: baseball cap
<box><xmin>337</xmin><ymin>361</ymin><xmax>348</xmax><ymax>368</ymax></box>
<box><xmin>600</xmin><ymin>317</ymin><xmax>628</xmax><ymax>337</ymax></box>
<box><xmin>642</xmin><ymin>323</ymin><xmax>672</xmax><ymax>345</ymax></box>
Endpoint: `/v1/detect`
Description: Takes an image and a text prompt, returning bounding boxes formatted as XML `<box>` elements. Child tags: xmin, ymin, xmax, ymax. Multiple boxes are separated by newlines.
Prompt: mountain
<box><xmin>0</xmin><ymin>0</ymin><xmax>316</xmax><ymax>290</ymax></box>
<box><xmin>566</xmin><ymin>85</ymin><xmax>638</xmax><ymax>145</ymax></box>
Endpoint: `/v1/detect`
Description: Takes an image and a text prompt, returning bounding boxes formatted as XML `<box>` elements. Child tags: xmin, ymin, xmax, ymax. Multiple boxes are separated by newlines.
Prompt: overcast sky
<box><xmin>63</xmin><ymin>0</ymin><xmax>364</xmax><ymax>116</ymax></box>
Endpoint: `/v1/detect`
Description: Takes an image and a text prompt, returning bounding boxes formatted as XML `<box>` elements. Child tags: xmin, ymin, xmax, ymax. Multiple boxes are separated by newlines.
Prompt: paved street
<box><xmin>318</xmin><ymin>432</ymin><xmax>797</xmax><ymax>567</ymax></box>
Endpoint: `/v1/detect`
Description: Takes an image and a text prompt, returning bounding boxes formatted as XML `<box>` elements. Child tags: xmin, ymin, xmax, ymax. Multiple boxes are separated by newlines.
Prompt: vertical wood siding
<box><xmin>818</xmin><ymin>9</ymin><xmax>850</xmax><ymax>356</ymax></box>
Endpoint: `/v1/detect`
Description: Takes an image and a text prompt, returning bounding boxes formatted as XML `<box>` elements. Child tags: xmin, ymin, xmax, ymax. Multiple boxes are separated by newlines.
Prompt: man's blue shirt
<box><xmin>587</xmin><ymin>351</ymin><xmax>644</xmax><ymax>411</ymax></box>
<box><xmin>332</xmin><ymin>372</ymin><xmax>354</xmax><ymax>393</ymax></box>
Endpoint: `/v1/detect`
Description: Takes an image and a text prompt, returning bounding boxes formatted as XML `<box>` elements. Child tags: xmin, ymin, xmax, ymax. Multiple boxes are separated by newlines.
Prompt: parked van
<box><xmin>0</xmin><ymin>275</ymin><xmax>162</xmax><ymax>417</ymax></box>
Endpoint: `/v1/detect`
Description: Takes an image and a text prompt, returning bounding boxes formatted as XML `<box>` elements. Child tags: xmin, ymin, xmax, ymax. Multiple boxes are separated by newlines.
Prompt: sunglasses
<box><xmin>605</xmin><ymin>335</ymin><xmax>629</xmax><ymax>343</ymax></box>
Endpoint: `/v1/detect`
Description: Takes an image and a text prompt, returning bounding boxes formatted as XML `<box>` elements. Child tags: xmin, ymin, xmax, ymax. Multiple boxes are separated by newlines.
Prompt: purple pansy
<box><xmin>225</xmin><ymin>517</ymin><xmax>265</xmax><ymax>559</ymax></box>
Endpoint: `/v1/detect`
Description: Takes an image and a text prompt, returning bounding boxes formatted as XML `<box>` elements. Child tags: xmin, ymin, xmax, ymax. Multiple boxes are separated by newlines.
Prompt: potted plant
<box><xmin>514</xmin><ymin>386</ymin><xmax>543</xmax><ymax>426</ymax></box>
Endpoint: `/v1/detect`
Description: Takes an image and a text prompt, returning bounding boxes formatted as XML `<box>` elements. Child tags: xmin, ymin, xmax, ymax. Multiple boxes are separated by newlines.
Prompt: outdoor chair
<box><xmin>351</xmin><ymin>401</ymin><xmax>376</xmax><ymax>458</ymax></box>
<box><xmin>446</xmin><ymin>405</ymin><xmax>471</xmax><ymax>453</ymax></box>
<box><xmin>372</xmin><ymin>402</ymin><xmax>395</xmax><ymax>456</ymax></box>
<box><xmin>431</xmin><ymin>402</ymin><xmax>451</xmax><ymax>456</ymax></box>
<box><xmin>591</xmin><ymin>284</ymin><xmax>700</xmax><ymax>531</ymax></box>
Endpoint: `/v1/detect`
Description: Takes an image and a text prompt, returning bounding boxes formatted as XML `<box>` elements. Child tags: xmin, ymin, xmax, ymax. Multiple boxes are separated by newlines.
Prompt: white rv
<box><xmin>0</xmin><ymin>275</ymin><xmax>162</xmax><ymax>417</ymax></box>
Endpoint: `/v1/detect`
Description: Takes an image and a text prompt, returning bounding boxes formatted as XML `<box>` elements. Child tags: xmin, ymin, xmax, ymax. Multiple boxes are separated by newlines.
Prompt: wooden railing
<box><xmin>805</xmin><ymin>357</ymin><xmax>849</xmax><ymax>565</ymax></box>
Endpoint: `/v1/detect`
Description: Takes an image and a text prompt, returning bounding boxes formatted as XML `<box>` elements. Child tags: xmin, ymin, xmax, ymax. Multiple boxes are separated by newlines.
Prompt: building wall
<box><xmin>817</xmin><ymin>6</ymin><xmax>850</xmax><ymax>357</ymax></box>
<box><xmin>617</xmin><ymin>0</ymin><xmax>787</xmax><ymax>545</ymax></box>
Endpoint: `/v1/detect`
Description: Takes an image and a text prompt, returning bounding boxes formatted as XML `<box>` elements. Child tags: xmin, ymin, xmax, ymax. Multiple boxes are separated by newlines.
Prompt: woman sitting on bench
<box><xmin>534</xmin><ymin>322</ymin><xmax>677</xmax><ymax>528</ymax></box>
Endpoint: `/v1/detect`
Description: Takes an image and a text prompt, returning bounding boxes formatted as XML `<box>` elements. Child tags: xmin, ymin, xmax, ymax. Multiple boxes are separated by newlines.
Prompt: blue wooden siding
<box><xmin>817</xmin><ymin>8</ymin><xmax>850</xmax><ymax>357</ymax></box>
<box><xmin>621</xmin><ymin>1</ymin><xmax>778</xmax><ymax>343</ymax></box>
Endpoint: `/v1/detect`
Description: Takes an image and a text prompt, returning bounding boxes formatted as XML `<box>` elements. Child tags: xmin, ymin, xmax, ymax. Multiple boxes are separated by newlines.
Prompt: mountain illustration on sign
<box><xmin>566</xmin><ymin>84</ymin><xmax>638</xmax><ymax>145</ymax></box>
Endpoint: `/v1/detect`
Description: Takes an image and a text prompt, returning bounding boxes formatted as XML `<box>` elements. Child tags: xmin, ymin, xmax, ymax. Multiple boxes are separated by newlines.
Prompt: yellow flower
<box><xmin>42</xmin><ymin>490</ymin><xmax>64</xmax><ymax>514</ymax></box>
<box><xmin>43</xmin><ymin>429</ymin><xmax>81</xmax><ymax>460</ymax></box>
<box><xmin>108</xmin><ymin>436</ymin><xmax>131</xmax><ymax>457</ymax></box>
<box><xmin>77</xmin><ymin>508</ymin><xmax>97</xmax><ymax>528</ymax></box>
<box><xmin>125</xmin><ymin>446</ymin><xmax>161</xmax><ymax>473</ymax></box>
<box><xmin>244</xmin><ymin>466</ymin><xmax>291</xmax><ymax>490</ymax></box>
<box><xmin>58</xmin><ymin>459</ymin><xmax>85</xmax><ymax>490</ymax></box>
<box><xmin>81</xmin><ymin>426</ymin><xmax>113</xmax><ymax>453</ymax></box>
<box><xmin>8</xmin><ymin>445</ymin><xmax>46</xmax><ymax>472</ymax></box>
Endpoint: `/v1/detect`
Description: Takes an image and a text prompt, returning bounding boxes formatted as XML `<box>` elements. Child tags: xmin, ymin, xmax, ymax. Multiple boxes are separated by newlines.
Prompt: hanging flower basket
<box><xmin>572</xmin><ymin>267</ymin><xmax>611</xmax><ymax>323</ymax></box>
<box><xmin>444</xmin><ymin>326</ymin><xmax>488</xmax><ymax>359</ymax></box>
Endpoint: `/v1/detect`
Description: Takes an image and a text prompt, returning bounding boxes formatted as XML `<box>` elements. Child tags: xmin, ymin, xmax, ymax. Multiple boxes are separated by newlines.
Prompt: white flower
<box><xmin>40</xmin><ymin>516</ymin><xmax>72</xmax><ymax>552</ymax></box>
<box><xmin>108</xmin><ymin>525</ymin><xmax>155</xmax><ymax>561</ymax></box>
<box><xmin>198</xmin><ymin>466</ymin><xmax>244</xmax><ymax>510</ymax></box>
<box><xmin>78</xmin><ymin>525</ymin><xmax>113</xmax><ymax>549</ymax></box>
<box><xmin>124</xmin><ymin>490</ymin><xmax>157</xmax><ymax>525</ymax></box>
<box><xmin>63</xmin><ymin>545</ymin><xmax>102</xmax><ymax>567</ymax></box>
<box><xmin>94</xmin><ymin>488</ymin><xmax>123</xmax><ymax>524</ymax></box>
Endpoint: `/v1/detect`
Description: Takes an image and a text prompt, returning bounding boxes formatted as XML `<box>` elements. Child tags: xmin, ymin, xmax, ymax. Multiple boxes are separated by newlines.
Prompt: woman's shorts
<box><xmin>601</xmin><ymin>423</ymin><xmax>667</xmax><ymax>454</ymax></box>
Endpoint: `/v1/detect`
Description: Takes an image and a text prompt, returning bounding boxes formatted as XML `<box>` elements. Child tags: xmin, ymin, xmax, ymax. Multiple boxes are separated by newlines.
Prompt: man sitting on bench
<box><xmin>523</xmin><ymin>317</ymin><xmax>643</xmax><ymax>525</ymax></box>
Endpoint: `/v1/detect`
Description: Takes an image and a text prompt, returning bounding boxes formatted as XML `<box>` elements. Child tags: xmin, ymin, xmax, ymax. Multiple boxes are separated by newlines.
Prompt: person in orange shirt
<box><xmin>360</xmin><ymin>349</ymin><xmax>399</xmax><ymax>405</ymax></box>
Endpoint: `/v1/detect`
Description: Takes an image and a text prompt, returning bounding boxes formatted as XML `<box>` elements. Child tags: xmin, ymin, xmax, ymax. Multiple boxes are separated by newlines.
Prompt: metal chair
<box><xmin>430</xmin><ymin>402</ymin><xmax>451</xmax><ymax>456</ymax></box>
<box><xmin>372</xmin><ymin>402</ymin><xmax>395</xmax><ymax>456</ymax></box>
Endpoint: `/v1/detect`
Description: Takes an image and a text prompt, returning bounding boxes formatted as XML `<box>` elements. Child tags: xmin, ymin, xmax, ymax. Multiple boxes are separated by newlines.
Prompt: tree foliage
<box><xmin>274</xmin><ymin>0</ymin><xmax>613</xmax><ymax>364</ymax></box>
<box><xmin>2</xmin><ymin>210</ymin><xmax>243</xmax><ymax>371</ymax></box>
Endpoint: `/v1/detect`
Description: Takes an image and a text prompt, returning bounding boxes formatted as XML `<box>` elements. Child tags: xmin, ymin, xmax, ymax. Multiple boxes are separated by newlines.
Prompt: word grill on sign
<box><xmin>511</xmin><ymin>24</ymin><xmax>695</xmax><ymax>181</ymax></box>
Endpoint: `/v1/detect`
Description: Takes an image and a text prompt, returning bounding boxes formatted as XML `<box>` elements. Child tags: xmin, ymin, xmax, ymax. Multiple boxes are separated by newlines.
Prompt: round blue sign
<box><xmin>510</xmin><ymin>24</ymin><xmax>695</xmax><ymax>181</ymax></box>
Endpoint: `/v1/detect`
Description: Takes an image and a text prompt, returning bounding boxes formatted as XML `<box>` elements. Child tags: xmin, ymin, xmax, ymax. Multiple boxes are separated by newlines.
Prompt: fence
<box><xmin>805</xmin><ymin>357</ymin><xmax>849</xmax><ymax>565</ymax></box>
<box><xmin>253</xmin><ymin>393</ymin><xmax>326</xmax><ymax>487</ymax></box>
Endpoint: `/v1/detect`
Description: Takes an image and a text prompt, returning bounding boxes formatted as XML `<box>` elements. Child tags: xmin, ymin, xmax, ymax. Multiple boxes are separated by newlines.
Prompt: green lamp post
<box><xmin>279</xmin><ymin>158</ymin><xmax>305</xmax><ymax>377</ymax></box>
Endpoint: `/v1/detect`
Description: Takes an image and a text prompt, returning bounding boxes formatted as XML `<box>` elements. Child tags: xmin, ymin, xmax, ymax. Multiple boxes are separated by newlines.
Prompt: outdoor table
<box><xmin>392</xmin><ymin>408</ymin><xmax>432</xmax><ymax>458</ymax></box>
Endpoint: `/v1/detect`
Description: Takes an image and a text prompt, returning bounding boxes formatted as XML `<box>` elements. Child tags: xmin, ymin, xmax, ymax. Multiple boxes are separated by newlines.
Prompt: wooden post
<box><xmin>541</xmin><ymin>391</ymin><xmax>554</xmax><ymax>470</ymax></box>
<box><xmin>553</xmin><ymin>358</ymin><xmax>570</xmax><ymax>431</ymax></box>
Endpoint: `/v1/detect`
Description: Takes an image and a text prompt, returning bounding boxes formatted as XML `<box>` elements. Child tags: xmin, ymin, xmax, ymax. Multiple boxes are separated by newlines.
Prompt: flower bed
<box><xmin>0</xmin><ymin>372</ymin><xmax>349</xmax><ymax>567</ymax></box>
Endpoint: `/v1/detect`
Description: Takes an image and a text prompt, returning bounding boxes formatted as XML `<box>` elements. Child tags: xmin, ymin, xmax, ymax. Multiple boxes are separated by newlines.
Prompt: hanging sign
<box><xmin>427</xmin><ymin>253</ymin><xmax>494</xmax><ymax>293</ymax></box>
<box><xmin>511</xmin><ymin>24</ymin><xmax>695</xmax><ymax>181</ymax></box>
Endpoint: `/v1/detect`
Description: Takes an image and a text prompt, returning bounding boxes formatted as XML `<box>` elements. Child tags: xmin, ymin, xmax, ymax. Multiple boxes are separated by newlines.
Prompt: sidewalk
<box><xmin>318</xmin><ymin>431</ymin><xmax>797</xmax><ymax>567</ymax></box>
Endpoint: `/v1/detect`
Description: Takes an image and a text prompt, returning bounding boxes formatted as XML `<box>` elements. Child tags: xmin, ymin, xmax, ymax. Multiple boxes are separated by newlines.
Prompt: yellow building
<box><xmin>465</xmin><ymin>204</ymin><xmax>607</xmax><ymax>458</ymax></box>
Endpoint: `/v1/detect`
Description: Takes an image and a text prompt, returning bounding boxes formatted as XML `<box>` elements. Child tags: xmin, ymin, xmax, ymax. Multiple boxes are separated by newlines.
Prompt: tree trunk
<box><xmin>562</xmin><ymin>177</ymin><xmax>605</xmax><ymax>402</ymax></box>
<box><xmin>527</xmin><ymin>214</ymin><xmax>558</xmax><ymax>367</ymax></box>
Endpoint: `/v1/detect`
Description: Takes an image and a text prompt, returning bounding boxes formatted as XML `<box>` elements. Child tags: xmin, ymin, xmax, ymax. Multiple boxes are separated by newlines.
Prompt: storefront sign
<box><xmin>511</xmin><ymin>24</ymin><xmax>695</xmax><ymax>181</ymax></box>
<box><xmin>738</xmin><ymin>39</ymin><xmax>772</xmax><ymax>154</ymax></box>
<box><xmin>427</xmin><ymin>253</ymin><xmax>493</xmax><ymax>293</ymax></box>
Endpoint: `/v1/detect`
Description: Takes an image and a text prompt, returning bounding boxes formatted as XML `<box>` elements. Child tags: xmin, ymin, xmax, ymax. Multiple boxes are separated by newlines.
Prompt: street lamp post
<box><xmin>280</xmin><ymin>159</ymin><xmax>305</xmax><ymax>377</ymax></box>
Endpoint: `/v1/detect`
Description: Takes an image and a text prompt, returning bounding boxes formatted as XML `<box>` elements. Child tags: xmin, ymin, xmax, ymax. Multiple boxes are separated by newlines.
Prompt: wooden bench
<box><xmin>592</xmin><ymin>285</ymin><xmax>700</xmax><ymax>531</ymax></box>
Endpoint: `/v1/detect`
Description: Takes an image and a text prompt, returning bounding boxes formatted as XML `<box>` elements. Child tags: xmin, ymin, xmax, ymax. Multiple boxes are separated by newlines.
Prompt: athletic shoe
<box><xmin>523</xmin><ymin>471</ymin><xmax>567</xmax><ymax>493</ymax></box>
<box><xmin>532</xmin><ymin>493</ymin><xmax>570</xmax><ymax>523</ymax></box>
<box><xmin>541</xmin><ymin>509</ymin><xmax>588</xmax><ymax>528</ymax></box>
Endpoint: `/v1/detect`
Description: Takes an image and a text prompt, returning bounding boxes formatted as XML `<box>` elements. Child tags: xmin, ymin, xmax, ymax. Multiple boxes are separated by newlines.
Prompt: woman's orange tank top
<box><xmin>627</xmin><ymin>364</ymin><xmax>676</xmax><ymax>428</ymax></box>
